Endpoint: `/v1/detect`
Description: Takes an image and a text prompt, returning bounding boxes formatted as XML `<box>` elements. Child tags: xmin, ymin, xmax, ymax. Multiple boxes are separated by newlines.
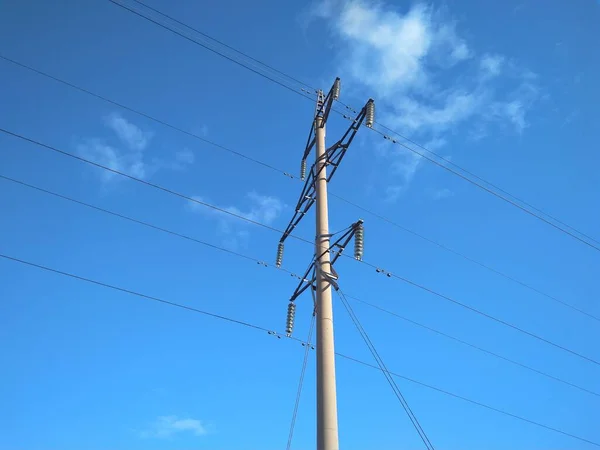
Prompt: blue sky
<box><xmin>1</xmin><ymin>0</ymin><xmax>599</xmax><ymax>449</ymax></box>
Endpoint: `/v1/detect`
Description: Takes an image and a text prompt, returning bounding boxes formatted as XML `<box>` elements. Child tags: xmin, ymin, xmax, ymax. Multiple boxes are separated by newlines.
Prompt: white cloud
<box><xmin>187</xmin><ymin>192</ymin><xmax>285</xmax><ymax>248</ymax></box>
<box><xmin>176</xmin><ymin>149</ymin><xmax>195</xmax><ymax>165</ymax></box>
<box><xmin>105</xmin><ymin>112</ymin><xmax>153</xmax><ymax>150</ymax></box>
<box><xmin>224</xmin><ymin>192</ymin><xmax>284</xmax><ymax>225</ymax></box>
<box><xmin>387</xmin><ymin>90</ymin><xmax>484</xmax><ymax>134</ymax></box>
<box><xmin>480</xmin><ymin>54</ymin><xmax>504</xmax><ymax>78</ymax></box>
<box><xmin>141</xmin><ymin>415</ymin><xmax>208</xmax><ymax>439</ymax></box>
<box><xmin>77</xmin><ymin>113</ymin><xmax>195</xmax><ymax>183</ymax></box>
<box><xmin>431</xmin><ymin>188</ymin><xmax>454</xmax><ymax>200</ymax></box>
<box><xmin>312</xmin><ymin>0</ymin><xmax>540</xmax><ymax>200</ymax></box>
<box><xmin>188</xmin><ymin>192</ymin><xmax>284</xmax><ymax>226</ymax></box>
<box><xmin>76</xmin><ymin>139</ymin><xmax>147</xmax><ymax>182</ymax></box>
<box><xmin>322</xmin><ymin>1</ymin><xmax>471</xmax><ymax>97</ymax></box>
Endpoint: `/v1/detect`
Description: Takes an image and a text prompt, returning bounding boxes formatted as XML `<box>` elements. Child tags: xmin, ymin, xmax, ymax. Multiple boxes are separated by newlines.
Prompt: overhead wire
<box><xmin>0</xmin><ymin>55</ymin><xmax>294</xmax><ymax>179</ymax></box>
<box><xmin>107</xmin><ymin>0</ymin><xmax>600</xmax><ymax>252</ymax></box>
<box><xmin>107</xmin><ymin>0</ymin><xmax>314</xmax><ymax>102</ymax></box>
<box><xmin>3</xmin><ymin>173</ymin><xmax>597</xmax><ymax>400</ymax></box>
<box><xmin>127</xmin><ymin>0</ymin><xmax>316</xmax><ymax>93</ymax></box>
<box><xmin>368</xmin><ymin>119</ymin><xmax>600</xmax><ymax>248</ymax></box>
<box><xmin>355</xmin><ymin>256</ymin><xmax>600</xmax><ymax>367</ymax></box>
<box><xmin>2</xmin><ymin>128</ymin><xmax>598</xmax><ymax>367</ymax></box>
<box><xmin>330</xmin><ymin>193</ymin><xmax>600</xmax><ymax>322</ymax></box>
<box><xmin>364</xmin><ymin>125</ymin><xmax>600</xmax><ymax>253</ymax></box>
<box><xmin>336</xmin><ymin>353</ymin><xmax>600</xmax><ymax>448</ymax></box>
<box><xmin>336</xmin><ymin>287</ymin><xmax>436</xmax><ymax>450</ymax></box>
<box><xmin>1</xmin><ymin>52</ymin><xmax>597</xmax><ymax>322</ymax></box>
<box><xmin>0</xmin><ymin>127</ymin><xmax>311</xmax><ymax>247</ymax></box>
<box><xmin>286</xmin><ymin>312</ymin><xmax>316</xmax><ymax>450</ymax></box>
<box><xmin>1</xmin><ymin>252</ymin><xmax>599</xmax><ymax>447</ymax></box>
<box><xmin>346</xmin><ymin>294</ymin><xmax>600</xmax><ymax>398</ymax></box>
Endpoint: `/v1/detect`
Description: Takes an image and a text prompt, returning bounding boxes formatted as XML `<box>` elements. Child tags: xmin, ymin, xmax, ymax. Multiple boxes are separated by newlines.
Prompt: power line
<box><xmin>369</xmin><ymin>120</ymin><xmax>600</xmax><ymax>248</ymax></box>
<box><xmin>336</xmin><ymin>353</ymin><xmax>600</xmax><ymax>448</ymax></box>
<box><xmin>0</xmin><ymin>54</ymin><xmax>294</xmax><ymax>179</ymax></box>
<box><xmin>106</xmin><ymin>0</ymin><xmax>600</xmax><ymax>251</ymax></box>
<box><xmin>337</xmin><ymin>288</ymin><xmax>435</xmax><ymax>450</ymax></box>
<box><xmin>0</xmin><ymin>253</ymin><xmax>272</xmax><ymax>334</ymax></box>
<box><xmin>357</xmin><ymin>257</ymin><xmax>600</xmax><ymax>367</ymax></box>
<box><xmin>2</xmin><ymin>54</ymin><xmax>596</xmax><ymax>323</ymax></box>
<box><xmin>6</xmin><ymin>164</ymin><xmax>596</xmax><ymax>397</ymax></box>
<box><xmin>347</xmin><ymin>294</ymin><xmax>600</xmax><ymax>398</ymax></box>
<box><xmin>107</xmin><ymin>0</ymin><xmax>314</xmax><ymax>102</ymax></box>
<box><xmin>6</xmin><ymin>173</ymin><xmax>598</xmax><ymax>400</ymax></box>
<box><xmin>128</xmin><ymin>0</ymin><xmax>316</xmax><ymax>93</ymax></box>
<box><xmin>330</xmin><ymin>194</ymin><xmax>600</xmax><ymax>322</ymax></box>
<box><xmin>2</xmin><ymin>128</ymin><xmax>597</xmax><ymax>367</ymax></box>
<box><xmin>365</xmin><ymin>126</ymin><xmax>600</xmax><ymax>253</ymax></box>
<box><xmin>286</xmin><ymin>313</ymin><xmax>316</xmax><ymax>450</ymax></box>
<box><xmin>2</xmin><ymin>252</ymin><xmax>598</xmax><ymax>447</ymax></box>
<box><xmin>120</xmin><ymin>0</ymin><xmax>597</xmax><ymax>254</ymax></box>
<box><xmin>0</xmin><ymin>127</ymin><xmax>311</xmax><ymax>246</ymax></box>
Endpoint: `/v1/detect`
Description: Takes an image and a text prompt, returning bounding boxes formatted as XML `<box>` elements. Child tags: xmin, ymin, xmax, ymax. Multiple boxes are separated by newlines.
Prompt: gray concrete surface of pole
<box><xmin>314</xmin><ymin>114</ymin><xmax>340</xmax><ymax>450</ymax></box>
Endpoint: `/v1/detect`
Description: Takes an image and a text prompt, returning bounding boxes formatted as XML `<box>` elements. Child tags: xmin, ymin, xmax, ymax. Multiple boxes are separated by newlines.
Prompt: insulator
<box><xmin>286</xmin><ymin>302</ymin><xmax>296</xmax><ymax>337</ymax></box>
<box><xmin>275</xmin><ymin>242</ymin><xmax>284</xmax><ymax>268</ymax></box>
<box><xmin>332</xmin><ymin>78</ymin><xmax>341</xmax><ymax>100</ymax></box>
<box><xmin>365</xmin><ymin>99</ymin><xmax>375</xmax><ymax>128</ymax></box>
<box><xmin>354</xmin><ymin>220</ymin><xmax>364</xmax><ymax>261</ymax></box>
<box><xmin>300</xmin><ymin>159</ymin><xmax>307</xmax><ymax>180</ymax></box>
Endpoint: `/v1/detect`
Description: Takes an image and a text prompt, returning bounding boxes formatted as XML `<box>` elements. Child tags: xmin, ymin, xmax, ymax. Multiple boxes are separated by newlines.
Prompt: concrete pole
<box><xmin>314</xmin><ymin>113</ymin><xmax>340</xmax><ymax>450</ymax></box>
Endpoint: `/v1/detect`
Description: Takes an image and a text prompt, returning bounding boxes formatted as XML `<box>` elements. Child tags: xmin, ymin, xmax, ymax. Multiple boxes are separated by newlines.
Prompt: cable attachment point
<box><xmin>354</xmin><ymin>220</ymin><xmax>364</xmax><ymax>261</ymax></box>
<box><xmin>286</xmin><ymin>302</ymin><xmax>296</xmax><ymax>337</ymax></box>
<box><xmin>375</xmin><ymin>267</ymin><xmax>392</xmax><ymax>277</ymax></box>
<box><xmin>365</xmin><ymin>99</ymin><xmax>375</xmax><ymax>128</ymax></box>
<box><xmin>276</xmin><ymin>242</ymin><xmax>285</xmax><ymax>268</ymax></box>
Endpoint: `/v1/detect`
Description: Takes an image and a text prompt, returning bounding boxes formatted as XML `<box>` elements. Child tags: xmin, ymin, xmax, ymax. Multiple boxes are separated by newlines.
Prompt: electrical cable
<box><xmin>336</xmin><ymin>287</ymin><xmax>435</xmax><ymax>450</ymax></box>
<box><xmin>128</xmin><ymin>0</ymin><xmax>316</xmax><ymax>93</ymax></box>
<box><xmin>330</xmin><ymin>193</ymin><xmax>600</xmax><ymax>322</ymax></box>
<box><xmin>365</xmin><ymin>126</ymin><xmax>600</xmax><ymax>253</ymax></box>
<box><xmin>355</xmin><ymin>256</ymin><xmax>600</xmax><ymax>367</ymax></box>
<box><xmin>1</xmin><ymin>54</ymin><xmax>596</xmax><ymax>322</ymax></box>
<box><xmin>346</xmin><ymin>294</ymin><xmax>600</xmax><ymax>398</ymax></box>
<box><xmin>107</xmin><ymin>0</ymin><xmax>314</xmax><ymax>102</ymax></box>
<box><xmin>106</xmin><ymin>0</ymin><xmax>600</xmax><ymax>251</ymax></box>
<box><xmin>2</xmin><ymin>252</ymin><xmax>598</xmax><ymax>447</ymax></box>
<box><xmin>335</xmin><ymin>352</ymin><xmax>600</xmax><ymax>448</ymax></box>
<box><xmin>2</xmin><ymin>173</ymin><xmax>593</xmax><ymax>397</ymax></box>
<box><xmin>286</xmin><ymin>312</ymin><xmax>316</xmax><ymax>450</ymax></box>
<box><xmin>2</xmin><ymin>129</ymin><xmax>597</xmax><ymax>366</ymax></box>
<box><xmin>0</xmin><ymin>127</ymin><xmax>312</xmax><ymax>246</ymax></box>
<box><xmin>0</xmin><ymin>54</ymin><xmax>294</xmax><ymax>179</ymax></box>
<box><xmin>7</xmin><ymin>170</ymin><xmax>594</xmax><ymax>398</ymax></box>
<box><xmin>0</xmin><ymin>253</ymin><xmax>271</xmax><ymax>333</ymax></box>
<box><xmin>368</xmin><ymin>119</ymin><xmax>600</xmax><ymax>248</ymax></box>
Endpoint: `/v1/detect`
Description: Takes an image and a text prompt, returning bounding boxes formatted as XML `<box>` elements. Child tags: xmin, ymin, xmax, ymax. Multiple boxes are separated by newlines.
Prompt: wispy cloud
<box><xmin>480</xmin><ymin>54</ymin><xmax>505</xmax><ymax>79</ymax></box>
<box><xmin>187</xmin><ymin>192</ymin><xmax>285</xmax><ymax>248</ymax></box>
<box><xmin>76</xmin><ymin>113</ymin><xmax>194</xmax><ymax>183</ymax></box>
<box><xmin>431</xmin><ymin>187</ymin><xmax>454</xmax><ymax>200</ymax></box>
<box><xmin>141</xmin><ymin>415</ymin><xmax>208</xmax><ymax>439</ymax></box>
<box><xmin>76</xmin><ymin>139</ymin><xmax>147</xmax><ymax>182</ymax></box>
<box><xmin>312</xmin><ymin>0</ymin><xmax>541</xmax><ymax>199</ymax></box>
<box><xmin>105</xmin><ymin>112</ymin><xmax>153</xmax><ymax>151</ymax></box>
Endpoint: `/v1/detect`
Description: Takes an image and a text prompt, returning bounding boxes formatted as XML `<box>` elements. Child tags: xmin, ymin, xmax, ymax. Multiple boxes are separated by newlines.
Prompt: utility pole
<box><xmin>314</xmin><ymin>113</ymin><xmax>339</xmax><ymax>450</ymax></box>
<box><xmin>276</xmin><ymin>78</ymin><xmax>373</xmax><ymax>450</ymax></box>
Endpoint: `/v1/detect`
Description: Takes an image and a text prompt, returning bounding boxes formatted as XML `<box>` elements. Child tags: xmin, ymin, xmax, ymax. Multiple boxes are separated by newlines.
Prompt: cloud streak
<box><xmin>187</xmin><ymin>191</ymin><xmax>285</xmax><ymax>248</ymax></box>
<box><xmin>313</xmin><ymin>0</ymin><xmax>540</xmax><ymax>199</ymax></box>
<box><xmin>76</xmin><ymin>113</ymin><xmax>194</xmax><ymax>183</ymax></box>
<box><xmin>141</xmin><ymin>415</ymin><xmax>208</xmax><ymax>439</ymax></box>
